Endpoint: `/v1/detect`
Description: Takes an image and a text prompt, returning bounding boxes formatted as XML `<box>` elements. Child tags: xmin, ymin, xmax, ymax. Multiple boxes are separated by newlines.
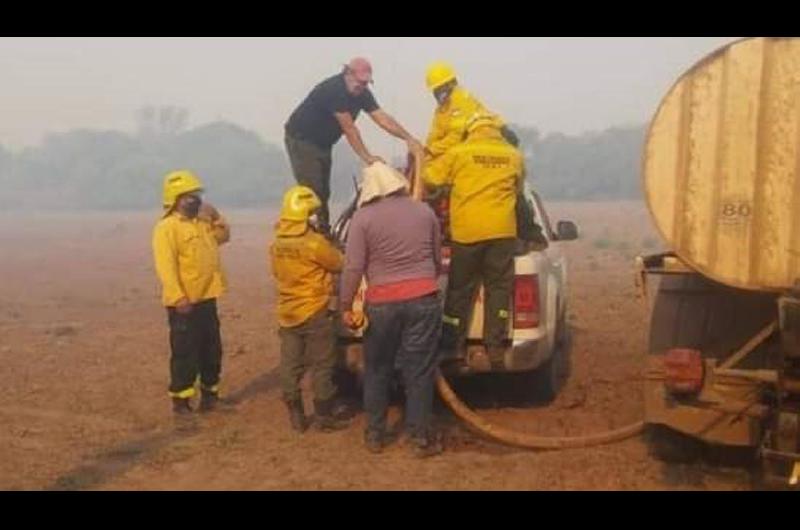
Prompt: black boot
<box><xmin>172</xmin><ymin>397</ymin><xmax>193</xmax><ymax>414</ymax></box>
<box><xmin>364</xmin><ymin>430</ymin><xmax>384</xmax><ymax>454</ymax></box>
<box><xmin>411</xmin><ymin>432</ymin><xmax>444</xmax><ymax>459</ymax></box>
<box><xmin>314</xmin><ymin>398</ymin><xmax>349</xmax><ymax>432</ymax></box>
<box><xmin>172</xmin><ymin>397</ymin><xmax>196</xmax><ymax>432</ymax></box>
<box><xmin>285</xmin><ymin>399</ymin><xmax>308</xmax><ymax>433</ymax></box>
<box><xmin>199</xmin><ymin>390</ymin><xmax>235</xmax><ymax>414</ymax></box>
<box><xmin>331</xmin><ymin>397</ymin><xmax>356</xmax><ymax>421</ymax></box>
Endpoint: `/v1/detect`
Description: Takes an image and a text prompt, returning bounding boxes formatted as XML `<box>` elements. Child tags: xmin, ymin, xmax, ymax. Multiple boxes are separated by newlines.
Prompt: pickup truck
<box><xmin>331</xmin><ymin>174</ymin><xmax>578</xmax><ymax>401</ymax></box>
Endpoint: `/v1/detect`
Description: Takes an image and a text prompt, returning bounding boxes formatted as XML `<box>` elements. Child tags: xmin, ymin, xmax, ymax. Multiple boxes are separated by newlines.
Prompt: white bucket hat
<box><xmin>358</xmin><ymin>162</ymin><xmax>410</xmax><ymax>207</ymax></box>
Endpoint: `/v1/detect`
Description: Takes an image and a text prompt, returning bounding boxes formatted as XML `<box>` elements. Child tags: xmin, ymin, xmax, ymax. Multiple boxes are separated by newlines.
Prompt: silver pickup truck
<box><xmin>332</xmin><ymin>181</ymin><xmax>578</xmax><ymax>401</ymax></box>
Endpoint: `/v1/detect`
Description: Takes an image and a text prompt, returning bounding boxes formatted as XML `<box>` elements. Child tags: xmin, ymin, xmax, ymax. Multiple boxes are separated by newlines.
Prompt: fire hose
<box><xmin>435</xmin><ymin>371</ymin><xmax>643</xmax><ymax>449</ymax></box>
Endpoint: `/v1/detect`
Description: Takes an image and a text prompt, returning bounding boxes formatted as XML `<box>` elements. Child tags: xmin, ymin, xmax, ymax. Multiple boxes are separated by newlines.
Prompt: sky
<box><xmin>0</xmin><ymin>37</ymin><xmax>736</xmax><ymax>158</ymax></box>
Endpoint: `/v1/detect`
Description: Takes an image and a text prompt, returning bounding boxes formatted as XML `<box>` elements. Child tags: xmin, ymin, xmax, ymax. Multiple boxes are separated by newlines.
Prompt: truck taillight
<box><xmin>663</xmin><ymin>348</ymin><xmax>704</xmax><ymax>395</ymax></box>
<box><xmin>514</xmin><ymin>274</ymin><xmax>540</xmax><ymax>329</ymax></box>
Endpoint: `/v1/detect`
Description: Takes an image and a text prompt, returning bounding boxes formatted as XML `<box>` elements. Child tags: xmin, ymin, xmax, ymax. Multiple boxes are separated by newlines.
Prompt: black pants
<box><xmin>284</xmin><ymin>133</ymin><xmax>333</xmax><ymax>228</ymax></box>
<box><xmin>167</xmin><ymin>299</ymin><xmax>223</xmax><ymax>398</ymax></box>
<box><xmin>442</xmin><ymin>239</ymin><xmax>515</xmax><ymax>351</ymax></box>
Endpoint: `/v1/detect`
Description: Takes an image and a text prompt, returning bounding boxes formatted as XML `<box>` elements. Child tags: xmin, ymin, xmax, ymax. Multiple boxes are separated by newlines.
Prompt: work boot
<box><xmin>313</xmin><ymin>398</ymin><xmax>350</xmax><ymax>432</ymax></box>
<box><xmin>199</xmin><ymin>390</ymin><xmax>236</xmax><ymax>414</ymax></box>
<box><xmin>172</xmin><ymin>398</ymin><xmax>196</xmax><ymax>432</ymax></box>
<box><xmin>411</xmin><ymin>434</ymin><xmax>443</xmax><ymax>459</ymax></box>
<box><xmin>285</xmin><ymin>399</ymin><xmax>308</xmax><ymax>433</ymax></box>
<box><xmin>364</xmin><ymin>430</ymin><xmax>384</xmax><ymax>454</ymax></box>
<box><xmin>172</xmin><ymin>397</ymin><xmax>193</xmax><ymax>414</ymax></box>
<box><xmin>331</xmin><ymin>397</ymin><xmax>356</xmax><ymax>421</ymax></box>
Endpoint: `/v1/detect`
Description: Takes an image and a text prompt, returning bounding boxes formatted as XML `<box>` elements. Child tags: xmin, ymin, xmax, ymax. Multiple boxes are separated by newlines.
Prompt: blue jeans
<box><xmin>363</xmin><ymin>294</ymin><xmax>442</xmax><ymax>442</ymax></box>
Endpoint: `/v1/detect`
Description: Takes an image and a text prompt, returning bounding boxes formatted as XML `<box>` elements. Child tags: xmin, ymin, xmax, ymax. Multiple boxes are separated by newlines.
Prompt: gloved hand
<box><xmin>175</xmin><ymin>297</ymin><xmax>193</xmax><ymax>315</ymax></box>
<box><xmin>199</xmin><ymin>202</ymin><xmax>220</xmax><ymax>222</ymax></box>
<box><xmin>406</xmin><ymin>138</ymin><xmax>425</xmax><ymax>156</ymax></box>
<box><xmin>342</xmin><ymin>310</ymin><xmax>366</xmax><ymax>330</ymax></box>
<box><xmin>364</xmin><ymin>155</ymin><xmax>386</xmax><ymax>166</ymax></box>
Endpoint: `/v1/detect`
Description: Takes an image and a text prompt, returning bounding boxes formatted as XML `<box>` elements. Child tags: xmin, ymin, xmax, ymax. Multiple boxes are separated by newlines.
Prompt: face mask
<box><xmin>183</xmin><ymin>196</ymin><xmax>202</xmax><ymax>218</ymax></box>
<box><xmin>434</xmin><ymin>86</ymin><xmax>452</xmax><ymax>106</ymax></box>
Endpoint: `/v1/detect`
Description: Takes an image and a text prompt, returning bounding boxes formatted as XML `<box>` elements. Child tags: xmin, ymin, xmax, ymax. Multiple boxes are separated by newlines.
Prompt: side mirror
<box><xmin>556</xmin><ymin>220</ymin><xmax>579</xmax><ymax>241</ymax></box>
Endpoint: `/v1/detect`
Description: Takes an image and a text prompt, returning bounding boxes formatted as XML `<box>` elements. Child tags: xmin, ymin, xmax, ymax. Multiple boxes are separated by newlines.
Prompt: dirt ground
<box><xmin>0</xmin><ymin>201</ymin><xmax>756</xmax><ymax>490</ymax></box>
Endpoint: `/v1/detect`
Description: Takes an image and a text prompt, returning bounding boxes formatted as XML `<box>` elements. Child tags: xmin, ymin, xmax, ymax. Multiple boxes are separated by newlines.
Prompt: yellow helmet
<box><xmin>426</xmin><ymin>61</ymin><xmax>457</xmax><ymax>91</ymax></box>
<box><xmin>280</xmin><ymin>185</ymin><xmax>321</xmax><ymax>222</ymax></box>
<box><xmin>162</xmin><ymin>170</ymin><xmax>203</xmax><ymax>213</ymax></box>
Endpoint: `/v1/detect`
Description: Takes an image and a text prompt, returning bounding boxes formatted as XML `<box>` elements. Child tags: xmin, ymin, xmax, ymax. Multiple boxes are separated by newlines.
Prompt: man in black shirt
<box><xmin>285</xmin><ymin>57</ymin><xmax>424</xmax><ymax>229</ymax></box>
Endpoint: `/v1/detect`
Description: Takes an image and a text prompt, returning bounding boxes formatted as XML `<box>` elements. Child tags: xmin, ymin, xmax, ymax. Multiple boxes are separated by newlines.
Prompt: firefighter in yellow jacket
<box><xmin>423</xmin><ymin>114</ymin><xmax>524</xmax><ymax>370</ymax></box>
<box><xmin>269</xmin><ymin>185</ymin><xmax>349</xmax><ymax>433</ymax></box>
<box><xmin>152</xmin><ymin>170</ymin><xmax>232</xmax><ymax>419</ymax></box>
<box><xmin>424</xmin><ymin>61</ymin><xmax>506</xmax><ymax>159</ymax></box>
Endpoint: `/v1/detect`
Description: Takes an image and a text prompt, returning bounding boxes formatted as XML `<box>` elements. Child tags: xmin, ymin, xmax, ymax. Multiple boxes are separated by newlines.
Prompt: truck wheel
<box><xmin>526</xmin><ymin>318</ymin><xmax>566</xmax><ymax>403</ymax></box>
<box><xmin>556</xmin><ymin>304</ymin><xmax>572</xmax><ymax>380</ymax></box>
